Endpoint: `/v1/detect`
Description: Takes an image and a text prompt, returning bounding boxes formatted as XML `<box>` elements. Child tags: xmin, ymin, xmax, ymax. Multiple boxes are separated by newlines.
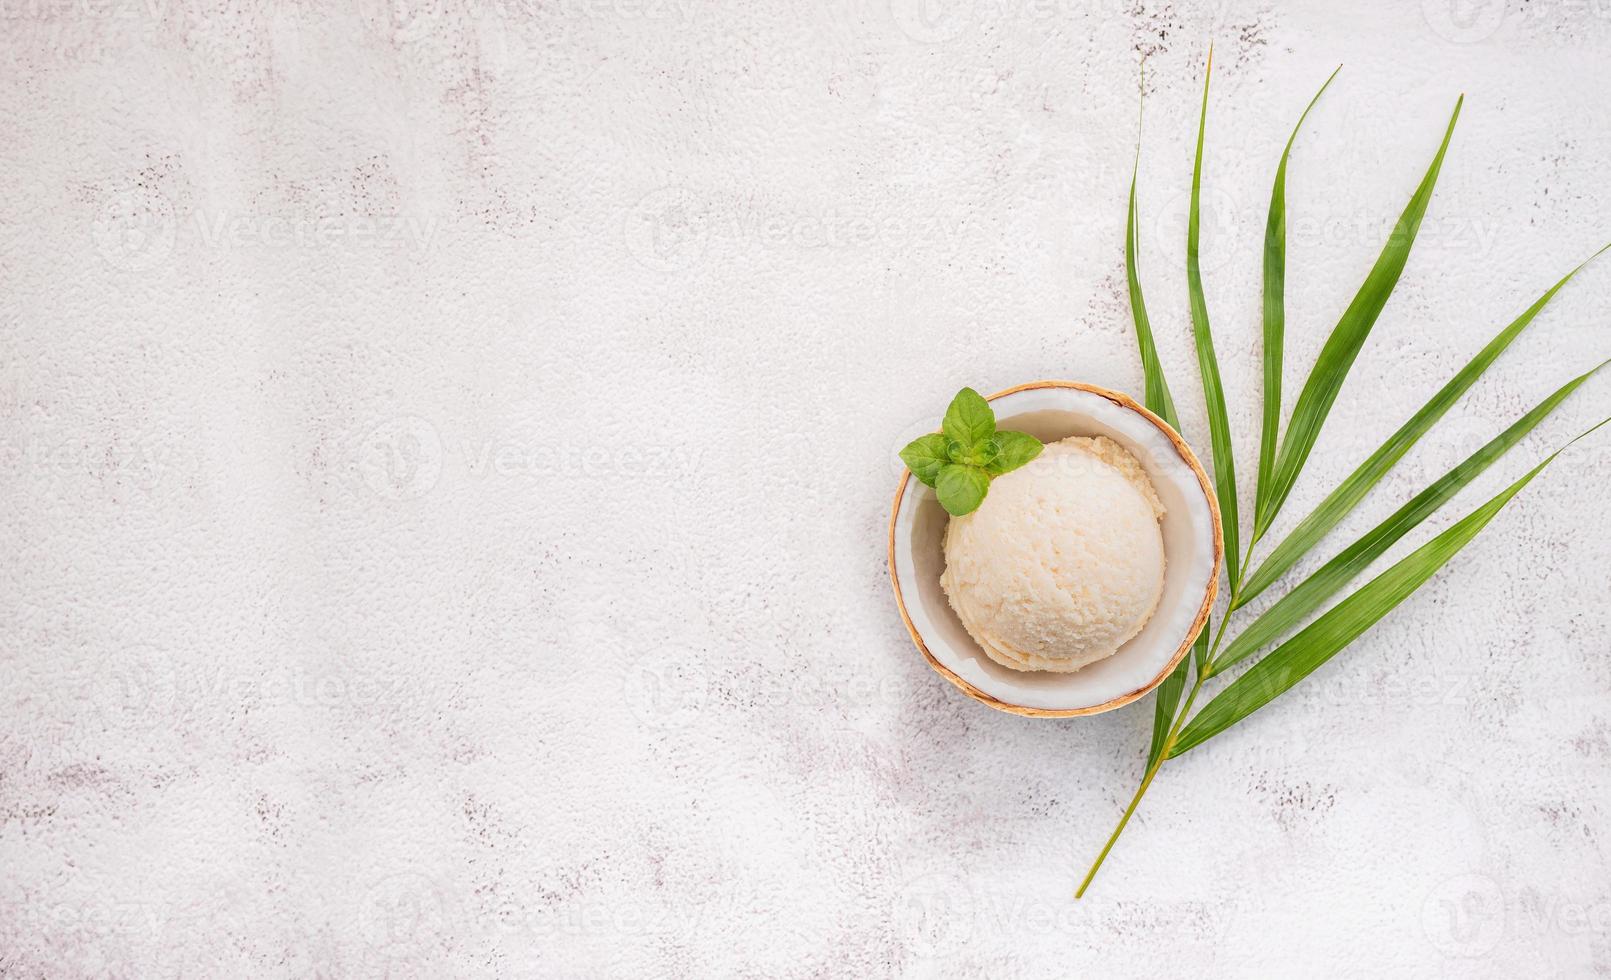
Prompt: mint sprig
<box><xmin>899</xmin><ymin>387</ymin><xmax>1044</xmax><ymax>516</ymax></box>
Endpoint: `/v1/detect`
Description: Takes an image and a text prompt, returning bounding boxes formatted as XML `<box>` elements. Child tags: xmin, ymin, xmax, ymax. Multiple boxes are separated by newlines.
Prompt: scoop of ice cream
<box><xmin>941</xmin><ymin>436</ymin><xmax>1166</xmax><ymax>672</ymax></box>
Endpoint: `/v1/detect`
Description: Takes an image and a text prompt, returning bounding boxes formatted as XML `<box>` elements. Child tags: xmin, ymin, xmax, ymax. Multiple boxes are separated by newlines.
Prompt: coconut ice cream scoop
<box><xmin>941</xmin><ymin>436</ymin><xmax>1167</xmax><ymax>672</ymax></box>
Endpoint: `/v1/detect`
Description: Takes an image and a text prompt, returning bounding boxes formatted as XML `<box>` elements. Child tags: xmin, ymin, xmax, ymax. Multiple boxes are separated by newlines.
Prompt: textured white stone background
<box><xmin>4</xmin><ymin>0</ymin><xmax>1611</xmax><ymax>976</ymax></box>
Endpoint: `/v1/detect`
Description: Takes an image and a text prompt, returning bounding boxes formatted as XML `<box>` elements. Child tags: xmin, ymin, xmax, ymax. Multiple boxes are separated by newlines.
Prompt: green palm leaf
<box><xmin>1125</xmin><ymin>80</ymin><xmax>1197</xmax><ymax>767</ymax></box>
<box><xmin>1187</xmin><ymin>46</ymin><xmax>1240</xmax><ymax>587</ymax></box>
<box><xmin>1083</xmin><ymin>64</ymin><xmax>1605</xmax><ymax>901</ymax></box>
<box><xmin>1256</xmin><ymin>67</ymin><xmax>1341</xmax><ymax>531</ymax></box>
<box><xmin>1146</xmin><ymin>656</ymin><xmax>1189</xmax><ymax>767</ymax></box>
<box><xmin>1172</xmin><ymin>420</ymin><xmax>1608</xmax><ymax>757</ymax></box>
<box><xmin>1214</xmin><ymin>361</ymin><xmax>1608</xmax><ymax>674</ymax></box>
<box><xmin>1126</xmin><ymin>118</ymin><xmax>1178</xmax><ymax>428</ymax></box>
<box><xmin>1238</xmin><ymin>247</ymin><xmax>1608</xmax><ymax>605</ymax></box>
<box><xmin>1257</xmin><ymin>97</ymin><xmax>1464</xmax><ymax>539</ymax></box>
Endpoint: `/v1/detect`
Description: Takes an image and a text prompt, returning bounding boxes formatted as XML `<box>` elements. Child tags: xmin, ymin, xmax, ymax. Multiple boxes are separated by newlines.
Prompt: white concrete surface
<box><xmin>3</xmin><ymin>0</ymin><xmax>1611</xmax><ymax>976</ymax></box>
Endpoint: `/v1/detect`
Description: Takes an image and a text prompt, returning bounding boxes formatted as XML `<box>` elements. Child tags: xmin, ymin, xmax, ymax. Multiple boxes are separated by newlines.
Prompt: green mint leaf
<box><xmin>976</xmin><ymin>438</ymin><xmax>1001</xmax><ymax>466</ymax></box>
<box><xmin>942</xmin><ymin>387</ymin><xmax>995</xmax><ymax>448</ymax></box>
<box><xmin>898</xmin><ymin>433</ymin><xmax>951</xmax><ymax>488</ymax></box>
<box><xmin>987</xmin><ymin>430</ymin><xmax>1043</xmax><ymax>475</ymax></box>
<box><xmin>950</xmin><ymin>437</ymin><xmax>1000</xmax><ymax>469</ymax></box>
<box><xmin>935</xmin><ymin>463</ymin><xmax>990</xmax><ymax>516</ymax></box>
